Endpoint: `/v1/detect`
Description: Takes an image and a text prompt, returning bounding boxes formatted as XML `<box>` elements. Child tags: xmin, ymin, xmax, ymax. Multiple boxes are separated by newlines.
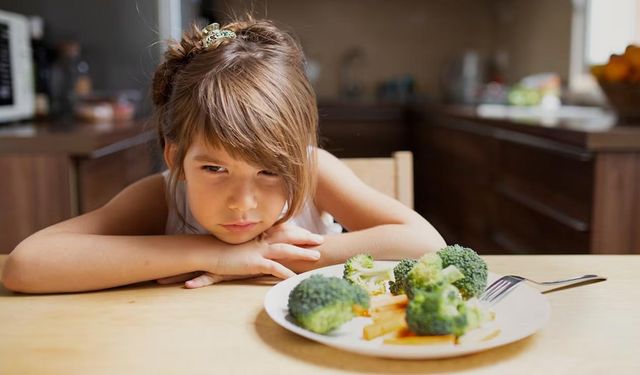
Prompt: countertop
<box><xmin>436</xmin><ymin>105</ymin><xmax>640</xmax><ymax>151</ymax></box>
<box><xmin>0</xmin><ymin>119</ymin><xmax>156</xmax><ymax>156</ymax></box>
<box><xmin>1</xmin><ymin>255</ymin><xmax>638</xmax><ymax>374</ymax></box>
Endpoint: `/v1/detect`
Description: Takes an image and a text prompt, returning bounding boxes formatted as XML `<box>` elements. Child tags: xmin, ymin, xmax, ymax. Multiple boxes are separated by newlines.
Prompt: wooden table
<box><xmin>1</xmin><ymin>255</ymin><xmax>638</xmax><ymax>374</ymax></box>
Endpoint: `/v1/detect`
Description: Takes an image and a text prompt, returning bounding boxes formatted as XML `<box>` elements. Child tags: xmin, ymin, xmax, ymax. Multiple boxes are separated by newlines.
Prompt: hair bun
<box><xmin>151</xmin><ymin>61</ymin><xmax>173</xmax><ymax>106</ymax></box>
<box><xmin>152</xmin><ymin>25</ymin><xmax>205</xmax><ymax>106</ymax></box>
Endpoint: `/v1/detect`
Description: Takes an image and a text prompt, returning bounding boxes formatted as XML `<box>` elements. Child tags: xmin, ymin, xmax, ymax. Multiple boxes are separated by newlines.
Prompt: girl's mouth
<box><xmin>221</xmin><ymin>222</ymin><xmax>259</xmax><ymax>232</ymax></box>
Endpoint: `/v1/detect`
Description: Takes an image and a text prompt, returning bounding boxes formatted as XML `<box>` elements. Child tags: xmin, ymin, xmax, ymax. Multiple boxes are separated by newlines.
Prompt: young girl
<box><xmin>2</xmin><ymin>18</ymin><xmax>445</xmax><ymax>294</ymax></box>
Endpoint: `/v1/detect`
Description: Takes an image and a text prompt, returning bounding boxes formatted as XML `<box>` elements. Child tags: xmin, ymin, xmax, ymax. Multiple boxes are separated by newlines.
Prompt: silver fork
<box><xmin>479</xmin><ymin>274</ymin><xmax>606</xmax><ymax>305</ymax></box>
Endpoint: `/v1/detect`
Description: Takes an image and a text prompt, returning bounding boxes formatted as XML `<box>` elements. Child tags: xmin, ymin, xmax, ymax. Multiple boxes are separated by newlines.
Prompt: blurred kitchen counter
<box><xmin>0</xmin><ymin>119</ymin><xmax>156</xmax><ymax>155</ymax></box>
<box><xmin>441</xmin><ymin>104</ymin><xmax>640</xmax><ymax>151</ymax></box>
<box><xmin>415</xmin><ymin>104</ymin><xmax>640</xmax><ymax>255</ymax></box>
<box><xmin>0</xmin><ymin>119</ymin><xmax>161</xmax><ymax>253</ymax></box>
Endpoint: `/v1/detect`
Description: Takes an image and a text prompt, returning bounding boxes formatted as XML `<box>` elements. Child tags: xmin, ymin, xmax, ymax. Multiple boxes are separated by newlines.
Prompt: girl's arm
<box><xmin>2</xmin><ymin>174</ymin><xmax>318</xmax><ymax>293</ymax></box>
<box><xmin>285</xmin><ymin>149</ymin><xmax>447</xmax><ymax>272</ymax></box>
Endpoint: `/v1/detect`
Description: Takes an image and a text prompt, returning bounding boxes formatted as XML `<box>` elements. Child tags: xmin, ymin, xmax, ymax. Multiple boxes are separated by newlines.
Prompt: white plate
<box><xmin>264</xmin><ymin>261</ymin><xmax>551</xmax><ymax>359</ymax></box>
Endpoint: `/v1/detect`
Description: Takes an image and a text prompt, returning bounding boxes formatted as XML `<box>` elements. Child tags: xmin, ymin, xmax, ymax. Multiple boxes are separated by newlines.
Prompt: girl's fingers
<box><xmin>266</xmin><ymin>243</ymin><xmax>321</xmax><ymax>261</ymax></box>
<box><xmin>266</xmin><ymin>226</ymin><xmax>324</xmax><ymax>246</ymax></box>
<box><xmin>184</xmin><ymin>273</ymin><xmax>222</xmax><ymax>289</ymax></box>
<box><xmin>264</xmin><ymin>222</ymin><xmax>288</xmax><ymax>234</ymax></box>
<box><xmin>259</xmin><ymin>260</ymin><xmax>297</xmax><ymax>279</ymax></box>
<box><xmin>290</xmin><ymin>232</ymin><xmax>324</xmax><ymax>245</ymax></box>
<box><xmin>219</xmin><ymin>274</ymin><xmax>262</xmax><ymax>281</ymax></box>
<box><xmin>183</xmin><ymin>274</ymin><xmax>261</xmax><ymax>289</ymax></box>
<box><xmin>156</xmin><ymin>272</ymin><xmax>202</xmax><ymax>284</ymax></box>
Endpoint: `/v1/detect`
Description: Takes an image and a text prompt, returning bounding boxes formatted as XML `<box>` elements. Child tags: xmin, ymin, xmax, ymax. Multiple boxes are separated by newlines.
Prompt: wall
<box><xmin>213</xmin><ymin>0</ymin><xmax>573</xmax><ymax>100</ymax></box>
<box><xmin>490</xmin><ymin>0</ymin><xmax>573</xmax><ymax>84</ymax></box>
<box><xmin>215</xmin><ymin>0</ymin><xmax>496</xmax><ymax>100</ymax></box>
<box><xmin>0</xmin><ymin>0</ymin><xmax>574</xmax><ymax>103</ymax></box>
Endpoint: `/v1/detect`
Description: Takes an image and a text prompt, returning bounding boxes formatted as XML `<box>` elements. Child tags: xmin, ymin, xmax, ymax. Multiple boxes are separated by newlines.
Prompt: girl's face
<box><xmin>181</xmin><ymin>134</ymin><xmax>288</xmax><ymax>244</ymax></box>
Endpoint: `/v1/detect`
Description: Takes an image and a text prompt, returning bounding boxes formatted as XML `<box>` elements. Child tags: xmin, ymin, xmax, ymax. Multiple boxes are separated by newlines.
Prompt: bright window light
<box><xmin>586</xmin><ymin>0</ymin><xmax>638</xmax><ymax>65</ymax></box>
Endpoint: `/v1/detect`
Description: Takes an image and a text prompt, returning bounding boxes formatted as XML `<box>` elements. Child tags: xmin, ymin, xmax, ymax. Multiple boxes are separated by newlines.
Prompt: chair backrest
<box><xmin>340</xmin><ymin>151</ymin><xmax>413</xmax><ymax>208</ymax></box>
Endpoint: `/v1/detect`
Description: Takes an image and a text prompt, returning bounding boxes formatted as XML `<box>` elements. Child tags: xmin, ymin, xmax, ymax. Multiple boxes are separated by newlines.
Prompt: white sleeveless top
<box><xmin>162</xmin><ymin>170</ymin><xmax>342</xmax><ymax>236</ymax></box>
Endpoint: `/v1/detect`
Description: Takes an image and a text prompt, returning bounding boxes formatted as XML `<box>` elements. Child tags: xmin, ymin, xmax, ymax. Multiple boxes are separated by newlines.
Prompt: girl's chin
<box><xmin>213</xmin><ymin>230</ymin><xmax>263</xmax><ymax>245</ymax></box>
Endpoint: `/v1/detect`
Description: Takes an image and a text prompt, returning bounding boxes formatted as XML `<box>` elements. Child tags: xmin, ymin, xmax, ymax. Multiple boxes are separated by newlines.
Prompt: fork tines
<box><xmin>480</xmin><ymin>275</ymin><xmax>524</xmax><ymax>304</ymax></box>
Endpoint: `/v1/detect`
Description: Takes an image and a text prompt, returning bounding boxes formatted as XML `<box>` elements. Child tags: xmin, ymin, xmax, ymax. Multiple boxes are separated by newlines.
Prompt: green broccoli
<box><xmin>437</xmin><ymin>245</ymin><xmax>488</xmax><ymax>299</ymax></box>
<box><xmin>461</xmin><ymin>297</ymin><xmax>494</xmax><ymax>332</ymax></box>
<box><xmin>405</xmin><ymin>284</ymin><xmax>469</xmax><ymax>336</ymax></box>
<box><xmin>288</xmin><ymin>274</ymin><xmax>370</xmax><ymax>334</ymax></box>
<box><xmin>405</xmin><ymin>253</ymin><xmax>464</xmax><ymax>299</ymax></box>
<box><xmin>343</xmin><ymin>254</ymin><xmax>394</xmax><ymax>295</ymax></box>
<box><xmin>388</xmin><ymin>259</ymin><xmax>418</xmax><ymax>295</ymax></box>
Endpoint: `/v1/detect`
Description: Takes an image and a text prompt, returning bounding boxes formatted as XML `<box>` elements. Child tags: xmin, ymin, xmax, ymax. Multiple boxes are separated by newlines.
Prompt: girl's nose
<box><xmin>227</xmin><ymin>183</ymin><xmax>258</xmax><ymax>211</ymax></box>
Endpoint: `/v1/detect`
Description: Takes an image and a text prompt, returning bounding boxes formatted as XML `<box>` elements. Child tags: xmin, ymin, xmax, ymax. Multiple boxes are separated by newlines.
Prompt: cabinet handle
<box><xmin>496</xmin><ymin>184</ymin><xmax>589</xmax><ymax>232</ymax></box>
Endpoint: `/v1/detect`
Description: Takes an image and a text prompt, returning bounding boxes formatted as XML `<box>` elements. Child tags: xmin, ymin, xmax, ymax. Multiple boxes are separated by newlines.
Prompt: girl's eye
<box><xmin>202</xmin><ymin>165</ymin><xmax>226</xmax><ymax>173</ymax></box>
<box><xmin>259</xmin><ymin>170</ymin><xmax>279</xmax><ymax>177</ymax></box>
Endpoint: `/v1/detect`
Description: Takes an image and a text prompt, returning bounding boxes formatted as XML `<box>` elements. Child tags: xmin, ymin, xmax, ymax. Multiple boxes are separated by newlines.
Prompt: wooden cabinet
<box><xmin>0</xmin><ymin>154</ymin><xmax>73</xmax><ymax>253</ymax></box>
<box><xmin>318</xmin><ymin>103</ymin><xmax>414</xmax><ymax>158</ymax></box>
<box><xmin>76</xmin><ymin>141</ymin><xmax>159</xmax><ymax>212</ymax></box>
<box><xmin>416</xmin><ymin>109</ymin><xmax>640</xmax><ymax>254</ymax></box>
<box><xmin>415</xmin><ymin>117</ymin><xmax>499</xmax><ymax>252</ymax></box>
<box><xmin>493</xmin><ymin>139</ymin><xmax>593</xmax><ymax>253</ymax></box>
<box><xmin>0</xmin><ymin>122</ymin><xmax>161</xmax><ymax>253</ymax></box>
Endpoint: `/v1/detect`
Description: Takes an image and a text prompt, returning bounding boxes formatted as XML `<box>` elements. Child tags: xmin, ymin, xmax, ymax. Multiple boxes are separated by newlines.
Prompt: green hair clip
<box><xmin>201</xmin><ymin>23</ymin><xmax>236</xmax><ymax>48</ymax></box>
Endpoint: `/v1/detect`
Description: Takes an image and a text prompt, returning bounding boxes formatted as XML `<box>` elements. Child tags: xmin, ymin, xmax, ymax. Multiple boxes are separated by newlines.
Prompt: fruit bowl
<box><xmin>597</xmin><ymin>80</ymin><xmax>640</xmax><ymax>124</ymax></box>
<box><xmin>592</xmin><ymin>45</ymin><xmax>640</xmax><ymax>124</ymax></box>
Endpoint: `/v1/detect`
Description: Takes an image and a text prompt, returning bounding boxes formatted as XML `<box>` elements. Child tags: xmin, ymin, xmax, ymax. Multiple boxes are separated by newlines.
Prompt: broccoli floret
<box><xmin>405</xmin><ymin>253</ymin><xmax>464</xmax><ymax>299</ymax></box>
<box><xmin>405</xmin><ymin>284</ymin><xmax>469</xmax><ymax>336</ymax></box>
<box><xmin>343</xmin><ymin>254</ymin><xmax>394</xmax><ymax>295</ymax></box>
<box><xmin>288</xmin><ymin>275</ymin><xmax>370</xmax><ymax>334</ymax></box>
<box><xmin>351</xmin><ymin>283</ymin><xmax>371</xmax><ymax>316</ymax></box>
<box><xmin>437</xmin><ymin>245</ymin><xmax>488</xmax><ymax>299</ymax></box>
<box><xmin>461</xmin><ymin>297</ymin><xmax>494</xmax><ymax>332</ymax></box>
<box><xmin>388</xmin><ymin>259</ymin><xmax>418</xmax><ymax>295</ymax></box>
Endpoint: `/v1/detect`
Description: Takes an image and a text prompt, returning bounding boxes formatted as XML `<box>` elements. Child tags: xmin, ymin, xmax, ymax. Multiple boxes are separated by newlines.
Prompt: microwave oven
<box><xmin>0</xmin><ymin>9</ymin><xmax>34</xmax><ymax>123</ymax></box>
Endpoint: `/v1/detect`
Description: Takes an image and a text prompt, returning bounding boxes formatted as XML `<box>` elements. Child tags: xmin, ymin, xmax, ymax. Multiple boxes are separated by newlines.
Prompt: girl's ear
<box><xmin>163</xmin><ymin>142</ymin><xmax>178</xmax><ymax>170</ymax></box>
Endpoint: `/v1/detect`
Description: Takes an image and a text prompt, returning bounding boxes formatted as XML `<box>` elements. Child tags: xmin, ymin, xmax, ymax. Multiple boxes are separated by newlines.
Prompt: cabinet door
<box><xmin>0</xmin><ymin>154</ymin><xmax>72</xmax><ymax>253</ymax></box>
<box><xmin>493</xmin><ymin>139</ymin><xmax>594</xmax><ymax>253</ymax></box>
<box><xmin>77</xmin><ymin>142</ymin><xmax>160</xmax><ymax>213</ymax></box>
<box><xmin>415</xmin><ymin>117</ymin><xmax>500</xmax><ymax>253</ymax></box>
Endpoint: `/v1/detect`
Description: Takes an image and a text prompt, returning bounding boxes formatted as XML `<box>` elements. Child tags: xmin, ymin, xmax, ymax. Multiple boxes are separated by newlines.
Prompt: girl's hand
<box><xmin>262</xmin><ymin>223</ymin><xmax>325</xmax><ymax>247</ymax></box>
<box><xmin>199</xmin><ymin>232</ymin><xmax>320</xmax><ymax>281</ymax></box>
<box><xmin>157</xmin><ymin>272</ymin><xmax>257</xmax><ymax>288</ymax></box>
<box><xmin>168</xmin><ymin>224</ymin><xmax>324</xmax><ymax>288</ymax></box>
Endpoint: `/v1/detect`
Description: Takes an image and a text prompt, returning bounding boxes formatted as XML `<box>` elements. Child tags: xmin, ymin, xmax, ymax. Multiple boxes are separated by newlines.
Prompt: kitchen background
<box><xmin>1</xmin><ymin>0</ymin><xmax>639</xmax><ymax>255</ymax></box>
<box><xmin>0</xmin><ymin>0</ymin><xmax>581</xmax><ymax>106</ymax></box>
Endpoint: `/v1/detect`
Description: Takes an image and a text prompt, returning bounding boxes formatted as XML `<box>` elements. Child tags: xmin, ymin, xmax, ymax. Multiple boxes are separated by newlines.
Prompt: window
<box><xmin>586</xmin><ymin>0</ymin><xmax>639</xmax><ymax>65</ymax></box>
<box><xmin>570</xmin><ymin>0</ymin><xmax>640</xmax><ymax>95</ymax></box>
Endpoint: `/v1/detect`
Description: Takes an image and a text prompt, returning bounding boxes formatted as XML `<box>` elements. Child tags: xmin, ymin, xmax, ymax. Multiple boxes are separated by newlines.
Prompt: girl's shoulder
<box><xmin>314</xmin><ymin>147</ymin><xmax>338</xmax><ymax>168</ymax></box>
<box><xmin>315</xmin><ymin>147</ymin><xmax>350</xmax><ymax>178</ymax></box>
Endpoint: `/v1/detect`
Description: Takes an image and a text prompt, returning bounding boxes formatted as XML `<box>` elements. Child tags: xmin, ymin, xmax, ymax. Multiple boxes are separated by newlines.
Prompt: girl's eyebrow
<box><xmin>193</xmin><ymin>154</ymin><xmax>226</xmax><ymax>164</ymax></box>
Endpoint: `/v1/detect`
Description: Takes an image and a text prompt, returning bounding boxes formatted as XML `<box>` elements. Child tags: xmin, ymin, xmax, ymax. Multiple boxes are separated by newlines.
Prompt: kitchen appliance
<box><xmin>0</xmin><ymin>9</ymin><xmax>34</xmax><ymax>123</ymax></box>
<box><xmin>442</xmin><ymin>50</ymin><xmax>485</xmax><ymax>105</ymax></box>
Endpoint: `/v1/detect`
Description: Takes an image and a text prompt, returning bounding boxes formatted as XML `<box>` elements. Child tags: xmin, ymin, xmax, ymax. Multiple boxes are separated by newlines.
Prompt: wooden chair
<box><xmin>340</xmin><ymin>151</ymin><xmax>414</xmax><ymax>208</ymax></box>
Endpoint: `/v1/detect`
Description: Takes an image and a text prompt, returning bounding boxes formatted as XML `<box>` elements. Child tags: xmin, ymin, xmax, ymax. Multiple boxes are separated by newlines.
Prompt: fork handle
<box><xmin>536</xmin><ymin>274</ymin><xmax>606</xmax><ymax>286</ymax></box>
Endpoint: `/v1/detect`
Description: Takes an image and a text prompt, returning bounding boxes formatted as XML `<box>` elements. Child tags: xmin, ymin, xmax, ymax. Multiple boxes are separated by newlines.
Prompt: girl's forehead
<box><xmin>187</xmin><ymin>138</ymin><xmax>232</xmax><ymax>162</ymax></box>
<box><xmin>187</xmin><ymin>134</ymin><xmax>261</xmax><ymax>168</ymax></box>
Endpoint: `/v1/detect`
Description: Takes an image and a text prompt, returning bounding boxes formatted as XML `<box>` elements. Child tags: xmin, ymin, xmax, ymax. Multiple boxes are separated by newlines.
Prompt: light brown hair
<box><xmin>152</xmin><ymin>18</ymin><xmax>318</xmax><ymax>226</ymax></box>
